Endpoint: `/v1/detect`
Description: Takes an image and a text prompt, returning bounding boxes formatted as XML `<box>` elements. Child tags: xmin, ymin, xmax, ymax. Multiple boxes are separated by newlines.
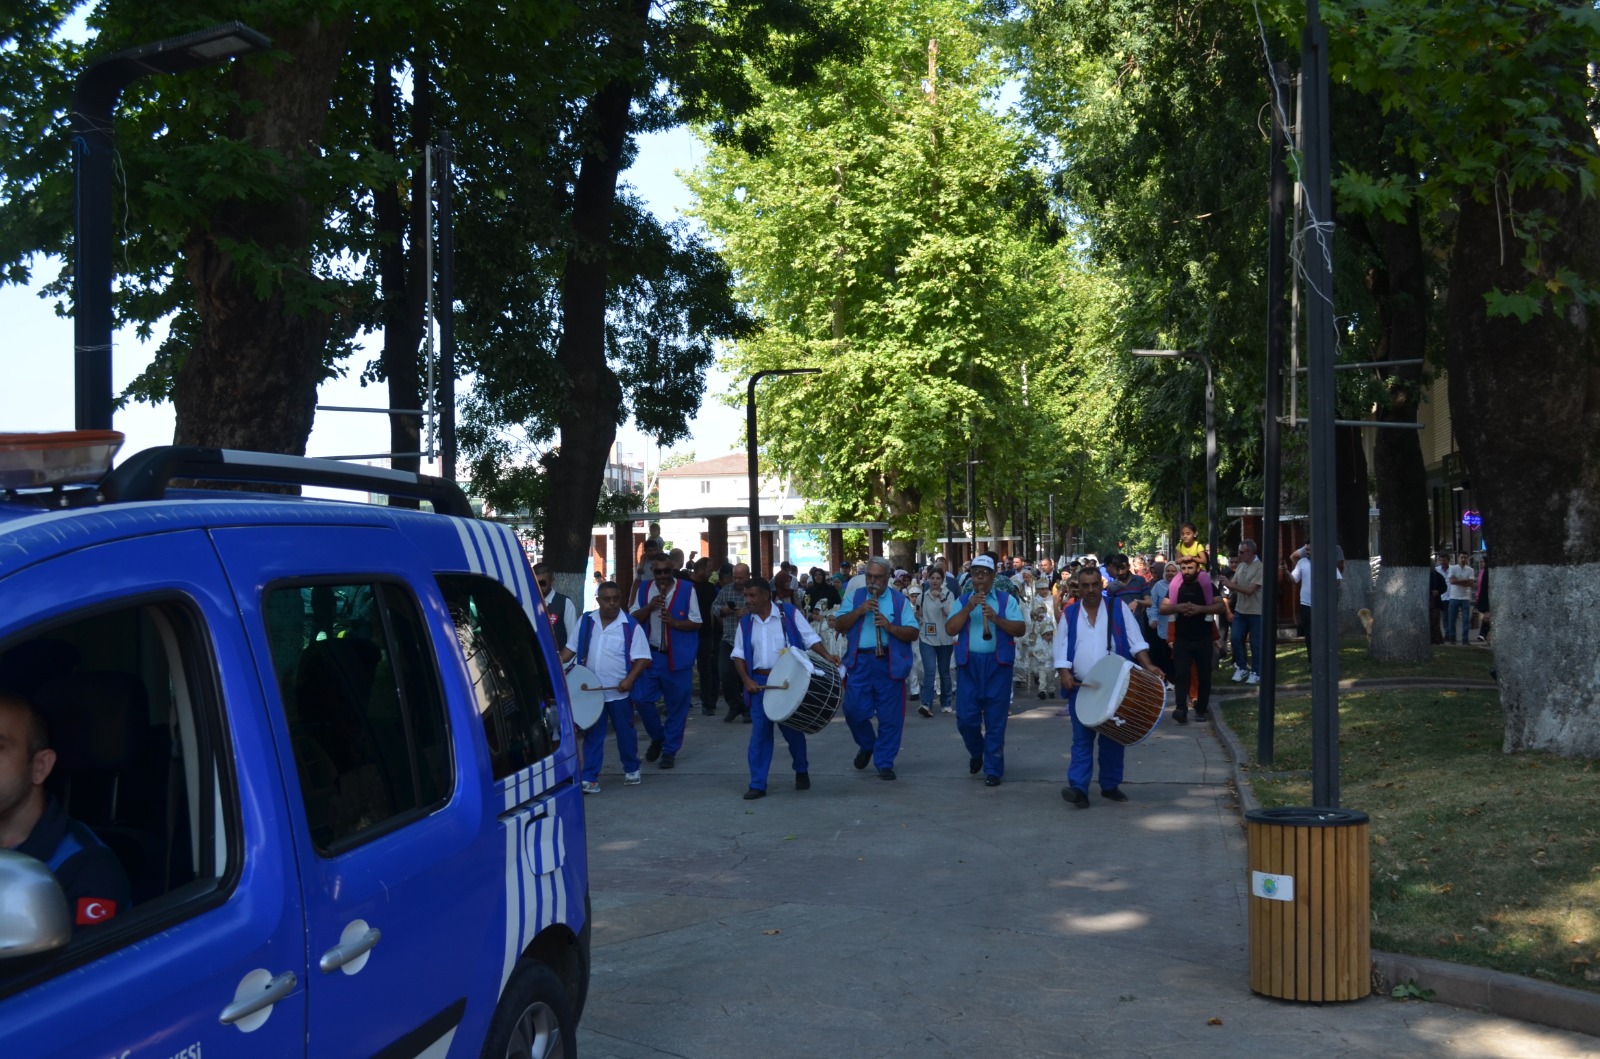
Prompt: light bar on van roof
<box><xmin>0</xmin><ymin>431</ymin><xmax>125</xmax><ymax>490</ymax></box>
<box><xmin>99</xmin><ymin>446</ymin><xmax>475</xmax><ymax>517</ymax></box>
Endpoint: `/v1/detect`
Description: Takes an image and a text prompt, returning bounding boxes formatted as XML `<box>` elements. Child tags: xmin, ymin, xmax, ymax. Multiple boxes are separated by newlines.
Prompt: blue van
<box><xmin>0</xmin><ymin>439</ymin><xmax>588</xmax><ymax>1058</ymax></box>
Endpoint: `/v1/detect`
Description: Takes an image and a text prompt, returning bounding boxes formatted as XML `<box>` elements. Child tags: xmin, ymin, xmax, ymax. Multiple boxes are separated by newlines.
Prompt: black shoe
<box><xmin>1174</xmin><ymin>710</ymin><xmax>1189</xmax><ymax>726</ymax></box>
<box><xmin>918</xmin><ymin>704</ymin><xmax>933</xmax><ymax>718</ymax></box>
<box><xmin>1194</xmin><ymin>709</ymin><xmax>1210</xmax><ymax>722</ymax></box>
<box><xmin>702</xmin><ymin>706</ymin><xmax>716</xmax><ymax>716</ymax></box>
<box><xmin>984</xmin><ymin>775</ymin><xmax>1002</xmax><ymax>787</ymax></box>
<box><xmin>854</xmin><ymin>749</ymin><xmax>872</xmax><ymax>770</ymax></box>
<box><xmin>1101</xmin><ymin>787</ymin><xmax>1129</xmax><ymax>802</ymax></box>
<box><xmin>645</xmin><ymin>738</ymin><xmax>664</xmax><ymax>761</ymax></box>
<box><xmin>743</xmin><ymin>787</ymin><xmax>766</xmax><ymax>800</ymax></box>
<box><xmin>969</xmin><ymin>757</ymin><xmax>982</xmax><ymax>775</ymax></box>
<box><xmin>795</xmin><ymin>773</ymin><xmax>810</xmax><ymax>791</ymax></box>
<box><xmin>741</xmin><ymin>713</ymin><xmax>751</xmax><ymax>724</ymax></box>
<box><xmin>658</xmin><ymin>753</ymin><xmax>675</xmax><ymax>769</ymax></box>
<box><xmin>1062</xmin><ymin>786</ymin><xmax>1090</xmax><ymax>809</ymax></box>
<box><xmin>723</xmin><ymin>710</ymin><xmax>741</xmax><ymax>723</ymax></box>
<box><xmin>878</xmin><ymin>767</ymin><xmax>897</xmax><ymax>781</ymax></box>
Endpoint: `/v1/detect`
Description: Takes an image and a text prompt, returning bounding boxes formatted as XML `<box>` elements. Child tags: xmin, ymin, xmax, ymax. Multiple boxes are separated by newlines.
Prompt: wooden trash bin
<box><xmin>1246</xmin><ymin>807</ymin><xmax>1371</xmax><ymax>1001</ymax></box>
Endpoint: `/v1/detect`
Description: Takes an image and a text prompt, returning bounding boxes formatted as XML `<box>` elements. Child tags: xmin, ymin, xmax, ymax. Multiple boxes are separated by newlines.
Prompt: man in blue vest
<box><xmin>630</xmin><ymin>556</ymin><xmax>704</xmax><ymax>768</ymax></box>
<box><xmin>833</xmin><ymin>556</ymin><xmax>919</xmax><ymax>780</ymax></box>
<box><xmin>731</xmin><ymin>577</ymin><xmax>840</xmax><ymax>800</ymax></box>
<box><xmin>561</xmin><ymin>582</ymin><xmax>652</xmax><ymax>793</ymax></box>
<box><xmin>1053</xmin><ymin>564</ymin><xmax>1164</xmax><ymax>809</ymax></box>
<box><xmin>944</xmin><ymin>555</ymin><xmax>1027</xmax><ymax>786</ymax></box>
<box><xmin>0</xmin><ymin>691</ymin><xmax>130</xmax><ymax>930</ymax></box>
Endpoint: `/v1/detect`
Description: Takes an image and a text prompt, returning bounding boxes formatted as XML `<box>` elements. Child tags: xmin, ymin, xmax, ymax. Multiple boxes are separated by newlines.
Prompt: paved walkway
<box><xmin>575</xmin><ymin>696</ymin><xmax>1599</xmax><ymax>1058</ymax></box>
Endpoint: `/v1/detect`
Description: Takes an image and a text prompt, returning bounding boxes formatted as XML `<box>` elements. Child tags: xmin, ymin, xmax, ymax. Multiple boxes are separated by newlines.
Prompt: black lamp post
<box><xmin>746</xmin><ymin>368</ymin><xmax>820</xmax><ymax>575</ymax></box>
<box><xmin>1133</xmin><ymin>349</ymin><xmax>1217</xmax><ymax>571</ymax></box>
<box><xmin>72</xmin><ymin>21</ymin><xmax>271</xmax><ymax>430</ymax></box>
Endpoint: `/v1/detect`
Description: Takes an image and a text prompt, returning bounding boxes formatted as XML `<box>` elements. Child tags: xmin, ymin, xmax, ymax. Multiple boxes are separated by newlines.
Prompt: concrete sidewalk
<box><xmin>575</xmin><ymin>699</ymin><xmax>1598</xmax><ymax>1058</ymax></box>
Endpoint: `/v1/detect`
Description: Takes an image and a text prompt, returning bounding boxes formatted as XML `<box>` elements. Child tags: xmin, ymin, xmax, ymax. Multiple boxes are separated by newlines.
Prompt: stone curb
<box><xmin>1211</xmin><ymin>703</ymin><xmax>1600</xmax><ymax>1039</ymax></box>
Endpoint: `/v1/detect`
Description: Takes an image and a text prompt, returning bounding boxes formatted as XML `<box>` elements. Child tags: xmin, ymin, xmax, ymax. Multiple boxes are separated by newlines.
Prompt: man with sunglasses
<box><xmin>630</xmin><ymin>557</ymin><xmax>704</xmax><ymax>768</ymax></box>
<box><xmin>533</xmin><ymin>562</ymin><xmax>579</xmax><ymax>653</ymax></box>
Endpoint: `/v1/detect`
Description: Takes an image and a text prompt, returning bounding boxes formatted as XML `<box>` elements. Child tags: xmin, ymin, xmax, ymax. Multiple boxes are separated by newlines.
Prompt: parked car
<box><xmin>0</xmin><ymin>436</ymin><xmax>588</xmax><ymax>1059</ymax></box>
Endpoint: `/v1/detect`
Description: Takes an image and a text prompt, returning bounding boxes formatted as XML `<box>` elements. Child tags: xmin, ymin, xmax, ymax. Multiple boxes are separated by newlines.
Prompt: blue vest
<box><xmin>636</xmin><ymin>578</ymin><xmax>699</xmax><ymax>671</ymax></box>
<box><xmin>575</xmin><ymin>610</ymin><xmax>642</xmax><ymax>669</ymax></box>
<box><xmin>737</xmin><ymin>603</ymin><xmax>808</xmax><ymax>670</ymax></box>
<box><xmin>1064</xmin><ymin>594</ymin><xmax>1134</xmax><ymax>708</ymax></box>
<box><xmin>953</xmin><ymin>590</ymin><xmax>1017</xmax><ymax>666</ymax></box>
<box><xmin>842</xmin><ymin>587</ymin><xmax>913</xmax><ymax>680</ymax></box>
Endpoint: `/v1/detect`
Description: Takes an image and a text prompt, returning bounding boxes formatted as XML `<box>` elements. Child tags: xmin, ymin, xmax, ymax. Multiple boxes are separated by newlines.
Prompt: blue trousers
<box><xmin>746</xmin><ymin>671</ymin><xmax>809</xmax><ymax>791</ymax></box>
<box><xmin>581</xmin><ymin>698</ymin><xmax>640</xmax><ymax>783</ymax></box>
<box><xmin>956</xmin><ymin>652</ymin><xmax>1011</xmax><ymax>778</ymax></box>
<box><xmin>632</xmin><ymin>658</ymin><xmax>693</xmax><ymax>754</ymax></box>
<box><xmin>1068</xmin><ymin>692</ymin><xmax>1125</xmax><ymax>793</ymax></box>
<box><xmin>1231</xmin><ymin>613</ymin><xmax>1263</xmax><ymax>675</ymax></box>
<box><xmin>1446</xmin><ymin>599</ymin><xmax>1471</xmax><ymax>643</ymax></box>
<box><xmin>843</xmin><ymin>652</ymin><xmax>905</xmax><ymax>770</ymax></box>
<box><xmin>919</xmin><ymin>642</ymin><xmax>955</xmax><ymax>713</ymax></box>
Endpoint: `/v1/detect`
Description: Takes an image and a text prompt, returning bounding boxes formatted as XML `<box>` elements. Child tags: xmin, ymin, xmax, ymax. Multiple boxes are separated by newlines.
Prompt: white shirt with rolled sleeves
<box><xmin>1053</xmin><ymin>598</ymin><xmax>1149</xmax><ymax>680</ymax></box>
<box><xmin>639</xmin><ymin>579</ymin><xmax>703</xmax><ymax>649</ymax></box>
<box><xmin>566</xmin><ymin>611</ymin><xmax>651</xmax><ymax>692</ymax></box>
<box><xmin>731</xmin><ymin>608</ymin><xmax>821</xmax><ymax>676</ymax></box>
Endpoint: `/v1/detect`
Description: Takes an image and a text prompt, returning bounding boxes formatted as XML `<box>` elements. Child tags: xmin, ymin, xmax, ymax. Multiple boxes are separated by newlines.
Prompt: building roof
<box><xmin>658</xmin><ymin>453</ymin><xmax>748</xmax><ymax>477</ymax></box>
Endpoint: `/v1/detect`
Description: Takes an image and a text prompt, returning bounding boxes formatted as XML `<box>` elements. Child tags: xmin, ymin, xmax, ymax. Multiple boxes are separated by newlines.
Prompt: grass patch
<box><xmin>1265</xmin><ymin>634</ymin><xmax>1496</xmax><ymax>686</ymax></box>
<box><xmin>1223</xmin><ymin>689</ymin><xmax>1600</xmax><ymax>992</ymax></box>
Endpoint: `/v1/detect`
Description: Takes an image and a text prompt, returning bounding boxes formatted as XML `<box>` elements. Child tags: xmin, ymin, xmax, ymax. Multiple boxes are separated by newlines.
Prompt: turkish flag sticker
<box><xmin>75</xmin><ymin>897</ymin><xmax>117</xmax><ymax>925</ymax></box>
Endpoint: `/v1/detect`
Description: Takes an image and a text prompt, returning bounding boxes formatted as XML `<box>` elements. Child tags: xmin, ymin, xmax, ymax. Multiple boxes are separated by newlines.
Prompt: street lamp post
<box><xmin>72</xmin><ymin>22</ymin><xmax>271</xmax><ymax>430</ymax></box>
<box><xmin>746</xmin><ymin>368</ymin><xmax>820</xmax><ymax>575</ymax></box>
<box><xmin>1133</xmin><ymin>349</ymin><xmax>1217</xmax><ymax>571</ymax></box>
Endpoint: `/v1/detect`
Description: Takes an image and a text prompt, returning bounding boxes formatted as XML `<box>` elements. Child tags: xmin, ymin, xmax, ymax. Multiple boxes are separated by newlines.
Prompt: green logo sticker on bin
<box><xmin>1251</xmin><ymin>870</ymin><xmax>1294</xmax><ymax>902</ymax></box>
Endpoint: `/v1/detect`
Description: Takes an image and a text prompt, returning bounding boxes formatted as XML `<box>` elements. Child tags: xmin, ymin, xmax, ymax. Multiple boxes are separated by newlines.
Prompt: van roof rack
<box><xmin>100</xmin><ymin>447</ymin><xmax>474</xmax><ymax>518</ymax></box>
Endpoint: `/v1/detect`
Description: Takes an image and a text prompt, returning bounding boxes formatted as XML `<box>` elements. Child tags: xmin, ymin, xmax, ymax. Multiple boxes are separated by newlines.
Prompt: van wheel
<box><xmin>482</xmin><ymin>961</ymin><xmax>574</xmax><ymax>1059</ymax></box>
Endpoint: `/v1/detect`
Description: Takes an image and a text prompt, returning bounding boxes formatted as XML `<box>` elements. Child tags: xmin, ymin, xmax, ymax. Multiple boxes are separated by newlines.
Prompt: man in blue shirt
<box><xmin>944</xmin><ymin>555</ymin><xmax>1026</xmax><ymax>786</ymax></box>
<box><xmin>833</xmin><ymin>557</ymin><xmax>919</xmax><ymax>780</ymax></box>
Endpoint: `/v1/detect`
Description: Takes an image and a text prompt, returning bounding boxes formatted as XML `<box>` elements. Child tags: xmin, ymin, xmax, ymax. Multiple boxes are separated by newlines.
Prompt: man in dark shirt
<box><xmin>0</xmin><ymin>691</ymin><xmax>131</xmax><ymax>929</ymax></box>
<box><xmin>1159</xmin><ymin>556</ymin><xmax>1227</xmax><ymax>725</ymax></box>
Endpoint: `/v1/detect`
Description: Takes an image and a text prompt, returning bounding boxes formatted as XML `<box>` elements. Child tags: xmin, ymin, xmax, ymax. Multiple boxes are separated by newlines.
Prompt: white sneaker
<box><xmin>1231</xmin><ymin>667</ymin><xmax>1247</xmax><ymax>682</ymax></box>
<box><xmin>1247</xmin><ymin>673</ymin><xmax>1261</xmax><ymax>685</ymax></box>
<box><xmin>581</xmin><ymin>781</ymin><xmax>602</xmax><ymax>795</ymax></box>
<box><xmin>941</xmin><ymin>707</ymin><xmax>954</xmax><ymax>714</ymax></box>
<box><xmin>623</xmin><ymin>771</ymin><xmax>641</xmax><ymax>785</ymax></box>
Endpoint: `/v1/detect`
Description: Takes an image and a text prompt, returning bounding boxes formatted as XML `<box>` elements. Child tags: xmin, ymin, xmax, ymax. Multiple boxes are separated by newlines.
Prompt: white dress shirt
<box><xmin>1053</xmin><ymin>599</ymin><xmax>1149</xmax><ymax>678</ymax></box>
<box><xmin>566</xmin><ymin>611</ymin><xmax>651</xmax><ymax>693</ymax></box>
<box><xmin>731</xmin><ymin>606</ymin><xmax>821</xmax><ymax>675</ymax></box>
<box><xmin>639</xmin><ymin>579</ymin><xmax>703</xmax><ymax>649</ymax></box>
<box><xmin>544</xmin><ymin>589</ymin><xmax>578</xmax><ymax>638</ymax></box>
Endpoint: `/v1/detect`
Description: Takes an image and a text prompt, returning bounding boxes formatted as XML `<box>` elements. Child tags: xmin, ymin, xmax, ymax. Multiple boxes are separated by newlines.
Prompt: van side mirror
<box><xmin>0</xmin><ymin>849</ymin><xmax>71</xmax><ymax>959</ymax></box>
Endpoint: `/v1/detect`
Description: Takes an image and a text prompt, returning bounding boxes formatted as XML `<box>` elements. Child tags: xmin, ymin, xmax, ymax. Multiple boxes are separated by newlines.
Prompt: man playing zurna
<box><xmin>832</xmin><ymin>556</ymin><xmax>919</xmax><ymax>780</ymax></box>
<box><xmin>944</xmin><ymin>555</ymin><xmax>1026</xmax><ymax>786</ymax></box>
<box><xmin>731</xmin><ymin>577</ymin><xmax>840</xmax><ymax>800</ymax></box>
<box><xmin>631</xmin><ymin>556</ymin><xmax>703</xmax><ymax>769</ymax></box>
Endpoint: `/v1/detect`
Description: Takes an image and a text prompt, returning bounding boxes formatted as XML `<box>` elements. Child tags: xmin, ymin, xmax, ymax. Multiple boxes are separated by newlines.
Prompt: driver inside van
<box><xmin>0</xmin><ymin>691</ymin><xmax>131</xmax><ymax>930</ymax></box>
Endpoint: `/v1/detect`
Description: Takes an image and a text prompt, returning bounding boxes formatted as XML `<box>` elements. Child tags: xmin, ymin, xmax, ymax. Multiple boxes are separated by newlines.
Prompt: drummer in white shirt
<box><xmin>561</xmin><ymin>582</ymin><xmax>653</xmax><ymax>794</ymax></box>
<box><xmin>1053</xmin><ymin>564</ymin><xmax>1164</xmax><ymax>810</ymax></box>
<box><xmin>731</xmin><ymin>577</ymin><xmax>841</xmax><ymax>801</ymax></box>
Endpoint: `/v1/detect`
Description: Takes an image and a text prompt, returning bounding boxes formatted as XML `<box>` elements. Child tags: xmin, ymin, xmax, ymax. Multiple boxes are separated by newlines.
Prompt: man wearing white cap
<box><xmin>945</xmin><ymin>554</ymin><xmax>1026</xmax><ymax>785</ymax></box>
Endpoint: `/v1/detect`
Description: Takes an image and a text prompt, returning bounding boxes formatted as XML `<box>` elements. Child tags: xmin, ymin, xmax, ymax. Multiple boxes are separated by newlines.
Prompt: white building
<box><xmin>657</xmin><ymin>453</ymin><xmax>809</xmax><ymax>571</ymax></box>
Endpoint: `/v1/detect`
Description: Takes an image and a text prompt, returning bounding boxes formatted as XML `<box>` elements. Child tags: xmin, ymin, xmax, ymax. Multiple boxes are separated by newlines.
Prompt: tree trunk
<box><xmin>1335</xmin><ymin>424</ymin><xmax>1371</xmax><ymax>634</ymax></box>
<box><xmin>1367</xmin><ymin>207</ymin><xmax>1435</xmax><ymax>662</ymax></box>
<box><xmin>540</xmin><ymin>0</ymin><xmax>651</xmax><ymax>596</ymax></box>
<box><xmin>1445</xmin><ymin>172</ymin><xmax>1600</xmax><ymax>755</ymax></box>
<box><xmin>173</xmin><ymin>17</ymin><xmax>354</xmax><ymax>455</ymax></box>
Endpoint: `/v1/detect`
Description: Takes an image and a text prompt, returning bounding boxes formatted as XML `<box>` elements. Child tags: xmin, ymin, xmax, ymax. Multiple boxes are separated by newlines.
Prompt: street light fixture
<box><xmin>72</xmin><ymin>22</ymin><xmax>272</xmax><ymax>430</ymax></box>
<box><xmin>746</xmin><ymin>368</ymin><xmax>821</xmax><ymax>575</ymax></box>
<box><xmin>1132</xmin><ymin>349</ymin><xmax>1217</xmax><ymax>572</ymax></box>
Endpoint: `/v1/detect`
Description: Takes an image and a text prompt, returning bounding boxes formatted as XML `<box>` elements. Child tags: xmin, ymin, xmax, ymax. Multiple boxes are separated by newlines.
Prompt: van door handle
<box><xmin>219</xmin><ymin>970</ymin><xmax>297</xmax><ymax>1025</ymax></box>
<box><xmin>320</xmin><ymin>926</ymin><xmax>382</xmax><ymax>974</ymax></box>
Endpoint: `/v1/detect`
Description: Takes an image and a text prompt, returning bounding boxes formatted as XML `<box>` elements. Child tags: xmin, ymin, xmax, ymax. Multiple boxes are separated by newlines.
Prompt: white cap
<box><xmin>970</xmin><ymin>555</ymin><xmax>997</xmax><ymax>571</ymax></box>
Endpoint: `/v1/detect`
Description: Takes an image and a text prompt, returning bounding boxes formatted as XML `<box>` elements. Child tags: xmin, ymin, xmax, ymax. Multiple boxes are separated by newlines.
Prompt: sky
<box><xmin>0</xmin><ymin>123</ymin><xmax>743</xmax><ymax>477</ymax></box>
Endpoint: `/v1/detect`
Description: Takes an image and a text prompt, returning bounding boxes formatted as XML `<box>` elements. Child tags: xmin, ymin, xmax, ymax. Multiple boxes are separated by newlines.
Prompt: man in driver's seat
<box><xmin>0</xmin><ymin>691</ymin><xmax>131</xmax><ymax>929</ymax></box>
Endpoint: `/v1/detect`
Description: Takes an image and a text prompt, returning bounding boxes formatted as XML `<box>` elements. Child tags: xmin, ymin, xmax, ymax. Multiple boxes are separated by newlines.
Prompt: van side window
<box><xmin>261</xmin><ymin>582</ymin><xmax>452</xmax><ymax>854</ymax></box>
<box><xmin>0</xmin><ymin>601</ymin><xmax>235</xmax><ymax>993</ymax></box>
<box><xmin>437</xmin><ymin>575</ymin><xmax>561</xmax><ymax>779</ymax></box>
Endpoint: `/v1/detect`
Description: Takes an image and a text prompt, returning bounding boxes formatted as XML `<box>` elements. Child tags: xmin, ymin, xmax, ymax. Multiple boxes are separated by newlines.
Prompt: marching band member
<box><xmin>561</xmin><ymin>582</ymin><xmax>652</xmax><ymax>793</ymax></box>
<box><xmin>731</xmin><ymin>577</ymin><xmax>840</xmax><ymax>800</ymax></box>
<box><xmin>1054</xmin><ymin>564</ymin><xmax>1163</xmax><ymax>809</ymax></box>
<box><xmin>630</xmin><ymin>556</ymin><xmax>704</xmax><ymax>769</ymax></box>
<box><xmin>833</xmin><ymin>556</ymin><xmax>919</xmax><ymax>780</ymax></box>
<box><xmin>945</xmin><ymin>555</ymin><xmax>1026</xmax><ymax>786</ymax></box>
